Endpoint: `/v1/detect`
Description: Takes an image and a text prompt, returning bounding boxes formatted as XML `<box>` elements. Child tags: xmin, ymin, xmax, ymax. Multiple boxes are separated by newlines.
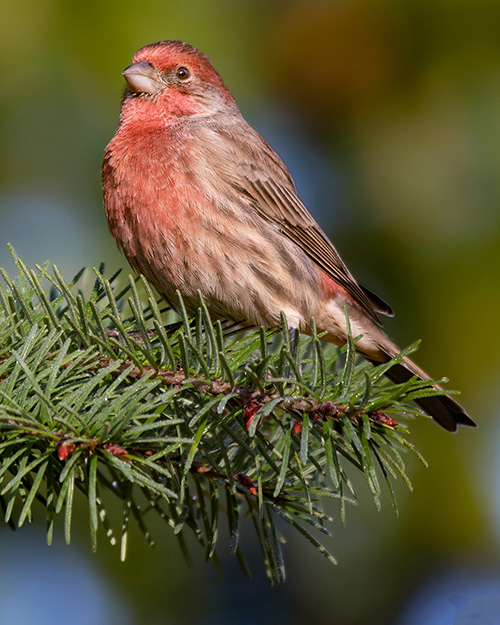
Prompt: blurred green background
<box><xmin>1</xmin><ymin>1</ymin><xmax>499</xmax><ymax>623</ymax></box>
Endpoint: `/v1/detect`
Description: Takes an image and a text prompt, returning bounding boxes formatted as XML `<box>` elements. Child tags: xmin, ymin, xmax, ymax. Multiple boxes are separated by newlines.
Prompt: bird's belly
<box><xmin>124</xmin><ymin>208</ymin><xmax>319</xmax><ymax>330</ymax></box>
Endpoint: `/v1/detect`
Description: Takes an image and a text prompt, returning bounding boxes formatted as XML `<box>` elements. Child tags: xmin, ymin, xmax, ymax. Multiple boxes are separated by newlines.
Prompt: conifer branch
<box><xmin>0</xmin><ymin>252</ymin><xmax>444</xmax><ymax>584</ymax></box>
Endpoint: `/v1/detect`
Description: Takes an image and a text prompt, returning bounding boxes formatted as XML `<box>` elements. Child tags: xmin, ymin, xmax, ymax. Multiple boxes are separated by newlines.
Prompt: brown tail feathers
<box><xmin>383</xmin><ymin>360</ymin><xmax>476</xmax><ymax>432</ymax></box>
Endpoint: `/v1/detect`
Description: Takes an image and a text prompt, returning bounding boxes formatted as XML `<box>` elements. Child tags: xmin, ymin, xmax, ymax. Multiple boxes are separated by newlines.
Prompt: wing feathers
<box><xmin>238</xmin><ymin>165</ymin><xmax>391</xmax><ymax>325</ymax></box>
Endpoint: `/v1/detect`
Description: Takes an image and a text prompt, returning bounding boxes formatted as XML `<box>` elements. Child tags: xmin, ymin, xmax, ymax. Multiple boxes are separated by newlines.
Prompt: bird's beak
<box><xmin>122</xmin><ymin>61</ymin><xmax>164</xmax><ymax>96</ymax></box>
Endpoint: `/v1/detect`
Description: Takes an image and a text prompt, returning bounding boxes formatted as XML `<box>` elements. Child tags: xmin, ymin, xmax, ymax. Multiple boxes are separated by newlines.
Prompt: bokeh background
<box><xmin>1</xmin><ymin>1</ymin><xmax>499</xmax><ymax>623</ymax></box>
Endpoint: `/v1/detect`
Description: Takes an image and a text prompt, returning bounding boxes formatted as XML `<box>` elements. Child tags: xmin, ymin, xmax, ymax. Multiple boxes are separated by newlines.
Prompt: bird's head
<box><xmin>120</xmin><ymin>40</ymin><xmax>236</xmax><ymax>120</ymax></box>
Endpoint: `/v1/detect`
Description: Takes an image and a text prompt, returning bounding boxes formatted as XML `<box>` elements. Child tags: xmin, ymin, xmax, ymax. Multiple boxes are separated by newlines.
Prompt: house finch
<box><xmin>102</xmin><ymin>40</ymin><xmax>475</xmax><ymax>432</ymax></box>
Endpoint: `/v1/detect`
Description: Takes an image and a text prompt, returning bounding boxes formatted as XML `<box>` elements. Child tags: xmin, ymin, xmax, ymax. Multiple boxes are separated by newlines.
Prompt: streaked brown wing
<box><xmin>237</xmin><ymin>162</ymin><xmax>394</xmax><ymax>326</ymax></box>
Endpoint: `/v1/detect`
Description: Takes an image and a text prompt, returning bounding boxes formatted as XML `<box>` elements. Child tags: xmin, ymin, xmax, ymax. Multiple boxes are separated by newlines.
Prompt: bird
<box><xmin>102</xmin><ymin>40</ymin><xmax>475</xmax><ymax>432</ymax></box>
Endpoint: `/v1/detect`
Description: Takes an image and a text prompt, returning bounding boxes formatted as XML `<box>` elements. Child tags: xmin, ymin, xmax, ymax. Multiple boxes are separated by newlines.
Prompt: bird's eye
<box><xmin>176</xmin><ymin>67</ymin><xmax>191</xmax><ymax>80</ymax></box>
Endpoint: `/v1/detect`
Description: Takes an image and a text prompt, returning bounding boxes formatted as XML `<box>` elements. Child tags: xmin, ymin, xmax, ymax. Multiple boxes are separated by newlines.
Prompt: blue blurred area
<box><xmin>396</xmin><ymin>570</ymin><xmax>500</xmax><ymax>625</ymax></box>
<box><xmin>1</xmin><ymin>1</ymin><xmax>499</xmax><ymax>623</ymax></box>
<box><xmin>0</xmin><ymin>192</ymin><xmax>105</xmax><ymax>277</ymax></box>
<box><xmin>0</xmin><ymin>528</ymin><xmax>132</xmax><ymax>625</ymax></box>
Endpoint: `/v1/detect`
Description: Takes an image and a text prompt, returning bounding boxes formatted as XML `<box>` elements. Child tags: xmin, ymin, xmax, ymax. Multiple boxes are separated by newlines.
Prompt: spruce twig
<box><xmin>0</xmin><ymin>253</ymin><xmax>447</xmax><ymax>584</ymax></box>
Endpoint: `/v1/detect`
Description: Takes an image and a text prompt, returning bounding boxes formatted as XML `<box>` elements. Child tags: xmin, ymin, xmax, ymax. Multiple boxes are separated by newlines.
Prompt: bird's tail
<box><xmin>382</xmin><ymin>357</ymin><xmax>476</xmax><ymax>432</ymax></box>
